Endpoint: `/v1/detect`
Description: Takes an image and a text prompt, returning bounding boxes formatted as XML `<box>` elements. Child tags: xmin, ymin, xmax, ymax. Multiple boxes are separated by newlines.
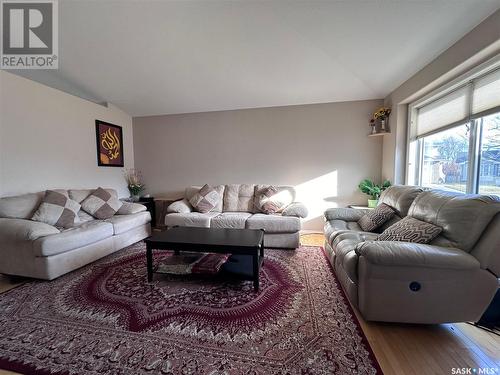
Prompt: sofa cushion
<box><xmin>81</xmin><ymin>187</ymin><xmax>123</xmax><ymax>219</ymax></box>
<box><xmin>223</xmin><ymin>184</ymin><xmax>255</xmax><ymax>212</ymax></box>
<box><xmin>0</xmin><ymin>192</ymin><xmax>44</xmax><ymax>219</ymax></box>
<box><xmin>31</xmin><ymin>190</ymin><xmax>81</xmax><ymax>228</ymax></box>
<box><xmin>378</xmin><ymin>185</ymin><xmax>423</xmax><ymax>217</ymax></box>
<box><xmin>117</xmin><ymin>202</ymin><xmax>147</xmax><ymax>215</ymax></box>
<box><xmin>358</xmin><ymin>203</ymin><xmax>395</xmax><ymax>232</ymax></box>
<box><xmin>68</xmin><ymin>188</ymin><xmax>118</xmax><ymax>203</ymax></box>
<box><xmin>408</xmin><ymin>190</ymin><xmax>500</xmax><ymax>251</ymax></box>
<box><xmin>211</xmin><ymin>212</ymin><xmax>252</xmax><ymax>229</ymax></box>
<box><xmin>185</xmin><ymin>185</ymin><xmax>225</xmax><ymax>213</ymax></box>
<box><xmin>189</xmin><ymin>184</ymin><xmax>220</xmax><ymax>213</ymax></box>
<box><xmin>377</xmin><ymin>217</ymin><xmax>442</xmax><ymax>244</ymax></box>
<box><xmin>33</xmin><ymin>221</ymin><xmax>114</xmax><ymax>257</ymax></box>
<box><xmin>165</xmin><ymin>212</ymin><xmax>219</xmax><ymax>228</ymax></box>
<box><xmin>324</xmin><ymin>220</ymin><xmax>366</xmax><ymax>245</ymax></box>
<box><xmin>106</xmin><ymin>211</ymin><xmax>151</xmax><ymax>235</ymax></box>
<box><xmin>356</xmin><ymin>241</ymin><xmax>480</xmax><ymax>270</ymax></box>
<box><xmin>331</xmin><ymin>231</ymin><xmax>378</xmax><ymax>248</ymax></box>
<box><xmin>245</xmin><ymin>214</ymin><xmax>300</xmax><ymax>233</ymax></box>
<box><xmin>0</xmin><ymin>218</ymin><xmax>60</xmax><ymax>242</ymax></box>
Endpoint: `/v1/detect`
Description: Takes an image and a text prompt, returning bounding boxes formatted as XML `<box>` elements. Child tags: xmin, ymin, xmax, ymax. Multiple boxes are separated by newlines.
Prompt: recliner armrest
<box><xmin>324</xmin><ymin>207</ymin><xmax>367</xmax><ymax>222</ymax></box>
<box><xmin>355</xmin><ymin>241</ymin><xmax>480</xmax><ymax>270</ymax></box>
<box><xmin>167</xmin><ymin>199</ymin><xmax>193</xmax><ymax>214</ymax></box>
<box><xmin>282</xmin><ymin>202</ymin><xmax>308</xmax><ymax>218</ymax></box>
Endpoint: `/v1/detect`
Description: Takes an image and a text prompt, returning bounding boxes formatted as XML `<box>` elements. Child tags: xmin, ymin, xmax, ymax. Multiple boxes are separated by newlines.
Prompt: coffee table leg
<box><xmin>146</xmin><ymin>244</ymin><xmax>153</xmax><ymax>282</ymax></box>
<box><xmin>253</xmin><ymin>253</ymin><xmax>259</xmax><ymax>291</ymax></box>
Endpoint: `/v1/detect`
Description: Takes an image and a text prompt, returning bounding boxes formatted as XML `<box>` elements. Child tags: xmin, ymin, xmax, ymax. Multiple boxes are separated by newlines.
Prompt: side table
<box><xmin>154</xmin><ymin>196</ymin><xmax>183</xmax><ymax>230</ymax></box>
<box><xmin>136</xmin><ymin>197</ymin><xmax>156</xmax><ymax>228</ymax></box>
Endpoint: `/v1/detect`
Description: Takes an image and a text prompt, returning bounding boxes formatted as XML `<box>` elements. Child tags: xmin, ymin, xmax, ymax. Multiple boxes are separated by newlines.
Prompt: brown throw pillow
<box><xmin>81</xmin><ymin>187</ymin><xmax>123</xmax><ymax>219</ymax></box>
<box><xmin>256</xmin><ymin>186</ymin><xmax>292</xmax><ymax>214</ymax></box>
<box><xmin>189</xmin><ymin>184</ymin><xmax>219</xmax><ymax>213</ymax></box>
<box><xmin>32</xmin><ymin>190</ymin><xmax>80</xmax><ymax>228</ymax></box>
<box><xmin>358</xmin><ymin>203</ymin><xmax>395</xmax><ymax>232</ymax></box>
<box><xmin>376</xmin><ymin>217</ymin><xmax>442</xmax><ymax>244</ymax></box>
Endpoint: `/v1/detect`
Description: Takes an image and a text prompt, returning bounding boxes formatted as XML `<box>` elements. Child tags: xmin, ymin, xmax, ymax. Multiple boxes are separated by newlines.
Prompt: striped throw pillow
<box><xmin>358</xmin><ymin>203</ymin><xmax>395</xmax><ymax>232</ymax></box>
<box><xmin>376</xmin><ymin>217</ymin><xmax>442</xmax><ymax>244</ymax></box>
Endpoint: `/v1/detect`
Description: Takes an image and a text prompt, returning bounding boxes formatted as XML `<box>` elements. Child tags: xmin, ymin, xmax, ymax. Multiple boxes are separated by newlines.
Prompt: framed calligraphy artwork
<box><xmin>95</xmin><ymin>120</ymin><xmax>124</xmax><ymax>167</ymax></box>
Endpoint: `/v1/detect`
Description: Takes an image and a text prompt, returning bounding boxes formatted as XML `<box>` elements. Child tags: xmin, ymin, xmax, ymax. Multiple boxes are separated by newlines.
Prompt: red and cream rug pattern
<box><xmin>0</xmin><ymin>243</ymin><xmax>382</xmax><ymax>375</ymax></box>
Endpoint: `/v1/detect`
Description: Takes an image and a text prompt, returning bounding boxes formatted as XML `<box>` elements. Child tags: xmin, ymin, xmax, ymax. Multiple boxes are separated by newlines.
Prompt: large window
<box><xmin>419</xmin><ymin>124</ymin><xmax>469</xmax><ymax>193</ymax></box>
<box><xmin>478</xmin><ymin>113</ymin><xmax>500</xmax><ymax>195</ymax></box>
<box><xmin>408</xmin><ymin>63</ymin><xmax>500</xmax><ymax>196</ymax></box>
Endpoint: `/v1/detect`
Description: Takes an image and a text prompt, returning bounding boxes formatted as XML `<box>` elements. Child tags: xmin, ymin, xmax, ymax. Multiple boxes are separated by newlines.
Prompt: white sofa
<box><xmin>0</xmin><ymin>188</ymin><xmax>151</xmax><ymax>280</ymax></box>
<box><xmin>165</xmin><ymin>184</ymin><xmax>308</xmax><ymax>249</ymax></box>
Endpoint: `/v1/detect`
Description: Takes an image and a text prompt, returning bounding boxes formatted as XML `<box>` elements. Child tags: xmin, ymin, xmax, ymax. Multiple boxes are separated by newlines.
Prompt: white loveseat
<box><xmin>165</xmin><ymin>184</ymin><xmax>308</xmax><ymax>249</ymax></box>
<box><xmin>0</xmin><ymin>188</ymin><xmax>151</xmax><ymax>280</ymax></box>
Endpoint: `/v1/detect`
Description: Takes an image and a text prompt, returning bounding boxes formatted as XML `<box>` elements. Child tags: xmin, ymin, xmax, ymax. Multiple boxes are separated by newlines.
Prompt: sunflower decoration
<box><xmin>373</xmin><ymin>107</ymin><xmax>392</xmax><ymax>121</ymax></box>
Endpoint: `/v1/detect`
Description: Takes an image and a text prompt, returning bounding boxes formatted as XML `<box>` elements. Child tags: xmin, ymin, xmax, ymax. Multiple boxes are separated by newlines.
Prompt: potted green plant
<box><xmin>358</xmin><ymin>179</ymin><xmax>391</xmax><ymax>208</ymax></box>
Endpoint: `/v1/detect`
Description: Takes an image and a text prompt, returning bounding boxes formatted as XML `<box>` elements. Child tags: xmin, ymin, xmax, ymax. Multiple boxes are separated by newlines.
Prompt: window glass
<box><xmin>478</xmin><ymin>113</ymin><xmax>500</xmax><ymax>196</ymax></box>
<box><xmin>420</xmin><ymin>125</ymin><xmax>469</xmax><ymax>193</ymax></box>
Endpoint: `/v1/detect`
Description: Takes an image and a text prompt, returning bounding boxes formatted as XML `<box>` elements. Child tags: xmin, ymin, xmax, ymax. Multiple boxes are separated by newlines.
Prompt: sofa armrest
<box><xmin>282</xmin><ymin>202</ymin><xmax>308</xmax><ymax>218</ymax></box>
<box><xmin>117</xmin><ymin>202</ymin><xmax>147</xmax><ymax>215</ymax></box>
<box><xmin>355</xmin><ymin>241</ymin><xmax>480</xmax><ymax>270</ymax></box>
<box><xmin>167</xmin><ymin>199</ymin><xmax>193</xmax><ymax>214</ymax></box>
<box><xmin>0</xmin><ymin>217</ymin><xmax>60</xmax><ymax>242</ymax></box>
<box><xmin>324</xmin><ymin>207</ymin><xmax>367</xmax><ymax>222</ymax></box>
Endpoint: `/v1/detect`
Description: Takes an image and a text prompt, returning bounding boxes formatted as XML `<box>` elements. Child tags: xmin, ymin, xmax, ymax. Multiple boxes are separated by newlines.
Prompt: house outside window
<box><xmin>407</xmin><ymin>59</ymin><xmax>500</xmax><ymax>197</ymax></box>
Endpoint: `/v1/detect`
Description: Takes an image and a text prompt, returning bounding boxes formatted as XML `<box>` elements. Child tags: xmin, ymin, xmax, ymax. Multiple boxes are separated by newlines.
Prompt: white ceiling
<box><xmin>11</xmin><ymin>0</ymin><xmax>500</xmax><ymax>116</ymax></box>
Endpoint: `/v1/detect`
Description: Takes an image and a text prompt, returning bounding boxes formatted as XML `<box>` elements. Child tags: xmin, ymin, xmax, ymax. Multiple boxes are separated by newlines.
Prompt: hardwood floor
<box><xmin>305</xmin><ymin>233</ymin><xmax>499</xmax><ymax>374</ymax></box>
<box><xmin>0</xmin><ymin>234</ymin><xmax>498</xmax><ymax>375</ymax></box>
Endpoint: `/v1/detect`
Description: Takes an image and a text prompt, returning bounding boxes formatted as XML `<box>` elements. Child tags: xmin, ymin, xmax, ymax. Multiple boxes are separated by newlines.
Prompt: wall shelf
<box><xmin>368</xmin><ymin>131</ymin><xmax>390</xmax><ymax>137</ymax></box>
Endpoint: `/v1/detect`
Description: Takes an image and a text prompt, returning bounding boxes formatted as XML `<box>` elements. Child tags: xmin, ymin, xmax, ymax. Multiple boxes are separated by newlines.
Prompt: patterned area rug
<box><xmin>0</xmin><ymin>243</ymin><xmax>382</xmax><ymax>375</ymax></box>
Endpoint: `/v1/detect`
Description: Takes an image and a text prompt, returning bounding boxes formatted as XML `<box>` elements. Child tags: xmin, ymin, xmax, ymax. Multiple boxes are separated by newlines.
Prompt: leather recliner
<box><xmin>324</xmin><ymin>185</ymin><xmax>500</xmax><ymax>324</ymax></box>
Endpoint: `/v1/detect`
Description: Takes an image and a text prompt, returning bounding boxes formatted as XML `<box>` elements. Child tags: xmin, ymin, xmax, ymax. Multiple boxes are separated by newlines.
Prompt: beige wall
<box><xmin>0</xmin><ymin>71</ymin><xmax>134</xmax><ymax>197</ymax></box>
<box><xmin>133</xmin><ymin>100</ymin><xmax>383</xmax><ymax>230</ymax></box>
<box><xmin>382</xmin><ymin>9</ymin><xmax>500</xmax><ymax>183</ymax></box>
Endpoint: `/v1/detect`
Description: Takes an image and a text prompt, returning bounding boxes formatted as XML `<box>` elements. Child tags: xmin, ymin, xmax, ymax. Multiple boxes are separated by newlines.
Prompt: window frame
<box><xmin>406</xmin><ymin>54</ymin><xmax>500</xmax><ymax>195</ymax></box>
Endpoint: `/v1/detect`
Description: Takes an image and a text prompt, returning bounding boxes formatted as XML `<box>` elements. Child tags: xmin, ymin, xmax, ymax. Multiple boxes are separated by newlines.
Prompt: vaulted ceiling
<box><xmin>11</xmin><ymin>0</ymin><xmax>500</xmax><ymax>116</ymax></box>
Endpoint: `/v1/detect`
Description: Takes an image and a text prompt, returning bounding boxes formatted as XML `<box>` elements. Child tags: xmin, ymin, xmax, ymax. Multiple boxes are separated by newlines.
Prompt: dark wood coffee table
<box><xmin>145</xmin><ymin>227</ymin><xmax>265</xmax><ymax>291</ymax></box>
